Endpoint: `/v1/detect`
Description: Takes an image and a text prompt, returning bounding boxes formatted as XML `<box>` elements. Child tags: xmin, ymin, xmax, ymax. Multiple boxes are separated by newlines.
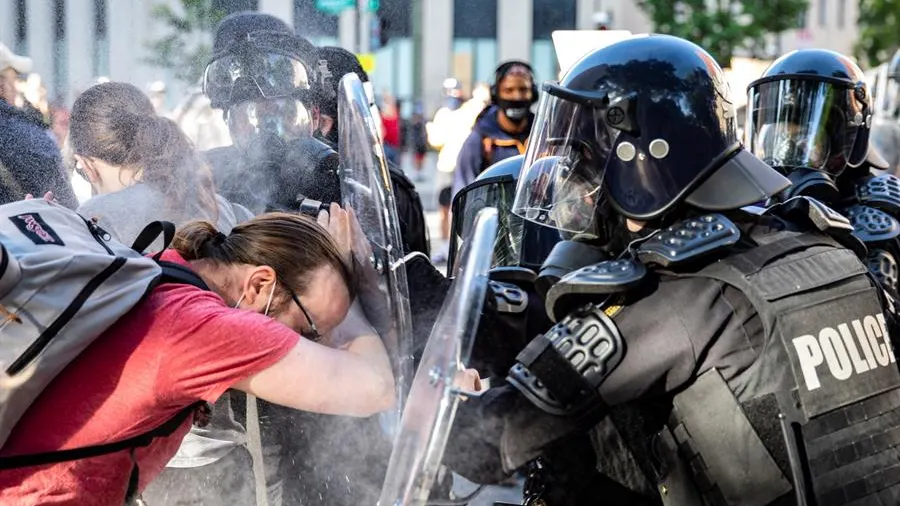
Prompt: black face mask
<box><xmin>497</xmin><ymin>98</ymin><xmax>532</xmax><ymax>123</ymax></box>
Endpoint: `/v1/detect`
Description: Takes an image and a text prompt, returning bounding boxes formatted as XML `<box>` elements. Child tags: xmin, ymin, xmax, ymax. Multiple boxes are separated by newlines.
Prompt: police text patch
<box><xmin>780</xmin><ymin>289</ymin><xmax>900</xmax><ymax>418</ymax></box>
<box><xmin>10</xmin><ymin>213</ymin><xmax>65</xmax><ymax>246</ymax></box>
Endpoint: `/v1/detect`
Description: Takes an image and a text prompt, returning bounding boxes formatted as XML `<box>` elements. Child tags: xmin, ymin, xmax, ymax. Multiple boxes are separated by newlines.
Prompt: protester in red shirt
<box><xmin>0</xmin><ymin>208</ymin><xmax>394</xmax><ymax>506</ymax></box>
<box><xmin>381</xmin><ymin>94</ymin><xmax>402</xmax><ymax>166</ymax></box>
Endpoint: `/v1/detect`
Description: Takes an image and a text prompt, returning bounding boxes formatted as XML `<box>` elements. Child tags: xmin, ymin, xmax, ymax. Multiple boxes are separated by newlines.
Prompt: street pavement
<box><xmin>395</xmin><ymin>151</ymin><xmax>526</xmax><ymax>506</ymax></box>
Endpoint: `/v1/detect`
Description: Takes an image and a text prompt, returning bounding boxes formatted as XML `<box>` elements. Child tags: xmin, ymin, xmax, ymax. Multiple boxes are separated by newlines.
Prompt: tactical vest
<box><xmin>512</xmin><ymin>205</ymin><xmax>900</xmax><ymax>506</ymax></box>
<box><xmin>659</xmin><ymin>230</ymin><xmax>900</xmax><ymax>506</ymax></box>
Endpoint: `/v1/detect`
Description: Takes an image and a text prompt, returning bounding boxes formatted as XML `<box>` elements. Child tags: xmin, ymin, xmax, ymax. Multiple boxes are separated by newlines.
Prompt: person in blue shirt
<box><xmin>451</xmin><ymin>61</ymin><xmax>538</xmax><ymax>197</ymax></box>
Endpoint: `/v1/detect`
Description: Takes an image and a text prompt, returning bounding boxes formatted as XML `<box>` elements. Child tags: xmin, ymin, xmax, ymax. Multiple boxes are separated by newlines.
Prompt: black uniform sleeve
<box><xmin>446</xmin><ymin>276</ymin><xmax>754</xmax><ymax>483</ymax></box>
<box><xmin>597</xmin><ymin>275</ymin><xmax>740</xmax><ymax>406</ymax></box>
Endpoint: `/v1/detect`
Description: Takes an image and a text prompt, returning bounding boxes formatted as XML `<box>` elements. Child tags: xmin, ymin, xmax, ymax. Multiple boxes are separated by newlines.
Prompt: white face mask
<box><xmin>234</xmin><ymin>278</ymin><xmax>277</xmax><ymax>316</ymax></box>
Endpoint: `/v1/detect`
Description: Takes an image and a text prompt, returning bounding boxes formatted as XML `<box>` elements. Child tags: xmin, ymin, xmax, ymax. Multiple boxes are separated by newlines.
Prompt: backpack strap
<box><xmin>131</xmin><ymin>221</ymin><xmax>177</xmax><ymax>260</ymax></box>
<box><xmin>0</xmin><ymin>401</ymin><xmax>205</xmax><ymax>469</ymax></box>
<box><xmin>157</xmin><ymin>261</ymin><xmax>209</xmax><ymax>291</ymax></box>
<box><xmin>0</xmin><ymin>259</ymin><xmax>210</xmax><ymax>471</ymax></box>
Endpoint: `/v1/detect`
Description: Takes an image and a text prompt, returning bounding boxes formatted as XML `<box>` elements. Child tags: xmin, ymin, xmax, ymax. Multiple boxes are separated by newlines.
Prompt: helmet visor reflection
<box><xmin>227</xmin><ymin>98</ymin><xmax>313</xmax><ymax>150</ymax></box>
<box><xmin>205</xmin><ymin>51</ymin><xmax>312</xmax><ymax>108</ymax></box>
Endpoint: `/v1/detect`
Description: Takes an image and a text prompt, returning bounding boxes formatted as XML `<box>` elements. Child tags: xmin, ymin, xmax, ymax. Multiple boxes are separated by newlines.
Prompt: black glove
<box><xmin>404</xmin><ymin>253</ymin><xmax>453</xmax><ymax>368</ymax></box>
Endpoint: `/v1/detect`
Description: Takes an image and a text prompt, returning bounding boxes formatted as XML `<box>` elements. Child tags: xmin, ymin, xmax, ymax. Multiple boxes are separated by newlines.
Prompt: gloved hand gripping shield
<box><xmin>337</xmin><ymin>73</ymin><xmax>414</xmax><ymax>431</ymax></box>
<box><xmin>378</xmin><ymin>208</ymin><xmax>499</xmax><ymax>506</ymax></box>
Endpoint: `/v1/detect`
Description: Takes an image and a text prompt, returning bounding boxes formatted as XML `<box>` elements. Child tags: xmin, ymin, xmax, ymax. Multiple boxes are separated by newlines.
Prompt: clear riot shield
<box><xmin>337</xmin><ymin>73</ymin><xmax>414</xmax><ymax>427</ymax></box>
<box><xmin>378</xmin><ymin>207</ymin><xmax>500</xmax><ymax>506</ymax></box>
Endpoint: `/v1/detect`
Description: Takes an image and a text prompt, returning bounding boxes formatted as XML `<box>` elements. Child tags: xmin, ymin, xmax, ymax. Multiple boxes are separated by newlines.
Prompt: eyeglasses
<box><xmin>284</xmin><ymin>285</ymin><xmax>321</xmax><ymax>342</ymax></box>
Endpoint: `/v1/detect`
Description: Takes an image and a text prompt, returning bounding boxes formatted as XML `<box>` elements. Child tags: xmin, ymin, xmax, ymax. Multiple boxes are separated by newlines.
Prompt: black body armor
<box><xmin>510</xmin><ymin>207</ymin><xmax>900</xmax><ymax>506</ymax></box>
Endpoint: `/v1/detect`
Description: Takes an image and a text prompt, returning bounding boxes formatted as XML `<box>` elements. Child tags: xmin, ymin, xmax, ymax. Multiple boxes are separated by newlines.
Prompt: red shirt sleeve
<box><xmin>154</xmin><ymin>285</ymin><xmax>300</xmax><ymax>405</ymax></box>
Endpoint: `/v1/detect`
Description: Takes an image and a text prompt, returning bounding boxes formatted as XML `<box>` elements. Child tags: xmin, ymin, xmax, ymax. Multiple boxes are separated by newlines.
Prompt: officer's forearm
<box><xmin>443</xmin><ymin>386</ymin><xmax>517</xmax><ymax>484</ymax></box>
<box><xmin>443</xmin><ymin>385</ymin><xmax>605</xmax><ymax>483</ymax></box>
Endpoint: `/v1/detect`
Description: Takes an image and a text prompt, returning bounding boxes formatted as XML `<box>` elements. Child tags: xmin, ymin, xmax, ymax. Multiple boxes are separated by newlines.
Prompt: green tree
<box><xmin>145</xmin><ymin>0</ymin><xmax>227</xmax><ymax>84</ymax></box>
<box><xmin>855</xmin><ymin>0</ymin><xmax>900</xmax><ymax>69</ymax></box>
<box><xmin>637</xmin><ymin>0</ymin><xmax>809</xmax><ymax>68</ymax></box>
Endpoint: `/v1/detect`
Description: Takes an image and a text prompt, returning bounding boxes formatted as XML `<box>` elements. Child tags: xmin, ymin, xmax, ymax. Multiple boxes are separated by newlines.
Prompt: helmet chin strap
<box><xmin>779</xmin><ymin>167</ymin><xmax>841</xmax><ymax>203</ymax></box>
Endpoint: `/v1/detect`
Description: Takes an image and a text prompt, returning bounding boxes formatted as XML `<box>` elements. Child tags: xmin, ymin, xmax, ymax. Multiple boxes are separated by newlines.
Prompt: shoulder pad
<box><xmin>856</xmin><ymin>174</ymin><xmax>900</xmax><ymax>214</ymax></box>
<box><xmin>766</xmin><ymin>197</ymin><xmax>866</xmax><ymax>258</ymax></box>
<box><xmin>489</xmin><ymin>266</ymin><xmax>537</xmax><ymax>286</ymax></box>
<box><xmin>866</xmin><ymin>249</ymin><xmax>899</xmax><ymax>293</ymax></box>
<box><xmin>545</xmin><ymin>259</ymin><xmax>646</xmax><ymax>322</ymax></box>
<box><xmin>637</xmin><ymin>214</ymin><xmax>740</xmax><ymax>267</ymax></box>
<box><xmin>767</xmin><ymin>196</ymin><xmax>854</xmax><ymax>233</ymax></box>
<box><xmin>489</xmin><ymin>280</ymin><xmax>528</xmax><ymax>315</ymax></box>
<box><xmin>845</xmin><ymin>204</ymin><xmax>900</xmax><ymax>243</ymax></box>
<box><xmin>508</xmin><ymin>302</ymin><xmax>623</xmax><ymax>415</ymax></box>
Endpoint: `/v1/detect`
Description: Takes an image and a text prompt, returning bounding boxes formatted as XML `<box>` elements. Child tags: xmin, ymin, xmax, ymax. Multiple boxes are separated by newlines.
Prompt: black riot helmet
<box><xmin>316</xmin><ymin>46</ymin><xmax>370</xmax><ymax>120</ymax></box>
<box><xmin>512</xmin><ymin>35</ymin><xmax>789</xmax><ymax>234</ymax></box>
<box><xmin>204</xmin><ymin>13</ymin><xmax>320</xmax><ymax>110</ymax></box>
<box><xmin>450</xmin><ymin>155</ymin><xmax>563</xmax><ymax>272</ymax></box>
<box><xmin>314</xmin><ymin>46</ymin><xmax>374</xmax><ymax>146</ymax></box>
<box><xmin>747</xmin><ymin>49</ymin><xmax>872</xmax><ymax>183</ymax></box>
<box><xmin>204</xmin><ymin>14</ymin><xmax>322</xmax><ymax>158</ymax></box>
<box><xmin>202</xmin><ymin>13</ymin><xmax>340</xmax><ymax>212</ymax></box>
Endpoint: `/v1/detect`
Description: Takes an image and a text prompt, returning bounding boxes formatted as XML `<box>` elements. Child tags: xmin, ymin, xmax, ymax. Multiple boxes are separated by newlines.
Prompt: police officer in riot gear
<box><xmin>443</xmin><ymin>35</ymin><xmax>900</xmax><ymax>506</ymax></box>
<box><xmin>746</xmin><ymin>48</ymin><xmax>873</xmax><ymax>201</ymax></box>
<box><xmin>450</xmin><ymin>154</ymin><xmax>609</xmax><ymax>304</ymax></box>
<box><xmin>199</xmin><ymin>14</ymin><xmax>419</xmax><ymax>506</ymax></box>
<box><xmin>202</xmin><ymin>12</ymin><xmax>341</xmax><ymax>215</ymax></box>
<box><xmin>314</xmin><ymin>45</ymin><xmax>430</xmax><ymax>256</ymax></box>
<box><xmin>747</xmin><ymin>49</ymin><xmax>900</xmax><ymax>296</ymax></box>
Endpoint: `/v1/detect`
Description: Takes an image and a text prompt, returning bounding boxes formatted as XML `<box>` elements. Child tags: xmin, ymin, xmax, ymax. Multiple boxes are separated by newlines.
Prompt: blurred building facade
<box><xmin>0</xmin><ymin>0</ymin><xmax>863</xmax><ymax>116</ymax></box>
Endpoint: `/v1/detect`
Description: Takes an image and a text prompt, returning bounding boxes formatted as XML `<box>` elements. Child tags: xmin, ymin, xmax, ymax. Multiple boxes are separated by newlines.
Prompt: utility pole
<box><xmin>411</xmin><ymin>0</ymin><xmax>423</xmax><ymax>105</ymax></box>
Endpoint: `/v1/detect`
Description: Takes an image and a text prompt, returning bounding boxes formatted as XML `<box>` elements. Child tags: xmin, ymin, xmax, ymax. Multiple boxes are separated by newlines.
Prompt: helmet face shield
<box><xmin>512</xmin><ymin>89</ymin><xmax>614</xmax><ymax>234</ymax></box>
<box><xmin>204</xmin><ymin>32</ymin><xmax>314</xmax><ymax>109</ymax></box>
<box><xmin>451</xmin><ymin>174</ymin><xmax>563</xmax><ymax>270</ymax></box>
<box><xmin>747</xmin><ymin>79</ymin><xmax>867</xmax><ymax>175</ymax></box>
<box><xmin>451</xmin><ymin>175</ymin><xmax>518</xmax><ymax>269</ymax></box>
<box><xmin>226</xmin><ymin>98</ymin><xmax>313</xmax><ymax>151</ymax></box>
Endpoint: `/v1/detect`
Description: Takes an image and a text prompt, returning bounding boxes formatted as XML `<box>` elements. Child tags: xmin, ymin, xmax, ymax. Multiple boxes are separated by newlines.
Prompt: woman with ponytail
<box><xmin>71</xmin><ymin>82</ymin><xmax>252</xmax><ymax>251</ymax></box>
<box><xmin>64</xmin><ymin>82</ymin><xmax>263</xmax><ymax>504</ymax></box>
<box><xmin>0</xmin><ymin>207</ymin><xmax>397</xmax><ymax>505</ymax></box>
